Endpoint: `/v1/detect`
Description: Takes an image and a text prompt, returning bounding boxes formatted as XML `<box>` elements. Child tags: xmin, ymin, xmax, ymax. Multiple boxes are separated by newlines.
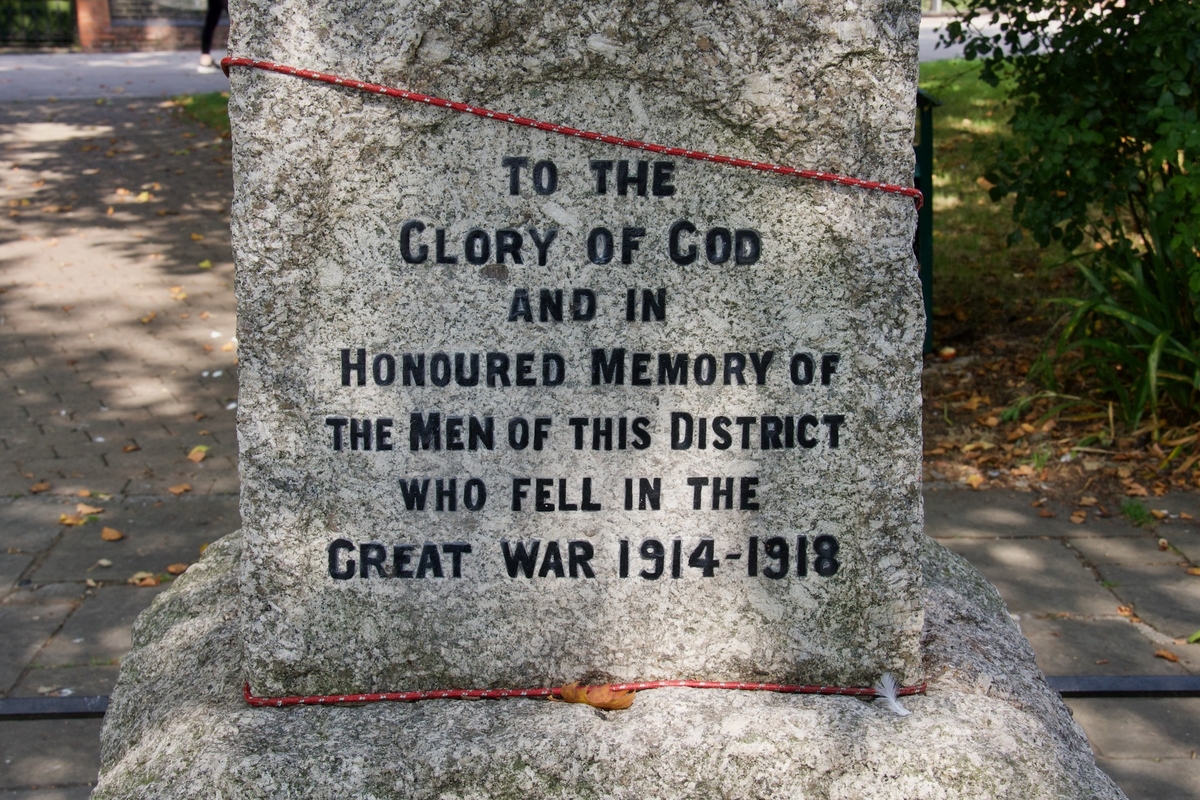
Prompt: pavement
<box><xmin>0</xmin><ymin>51</ymin><xmax>1197</xmax><ymax>800</ymax></box>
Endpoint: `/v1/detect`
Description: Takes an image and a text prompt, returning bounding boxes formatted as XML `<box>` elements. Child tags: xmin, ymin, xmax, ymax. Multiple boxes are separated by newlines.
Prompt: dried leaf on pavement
<box><xmin>122</xmin><ymin>444</ymin><xmax>141</xmax><ymax>453</ymax></box>
<box><xmin>76</xmin><ymin>503</ymin><xmax>104</xmax><ymax>515</ymax></box>
<box><xmin>59</xmin><ymin>514</ymin><xmax>86</xmax><ymax>526</ymax></box>
<box><xmin>1069</xmin><ymin>511</ymin><xmax>1087</xmax><ymax>524</ymax></box>
<box><xmin>166</xmin><ymin>563</ymin><xmax>189</xmax><ymax>575</ymax></box>
<box><xmin>1079</xmin><ymin>495</ymin><xmax>1099</xmax><ymax>506</ymax></box>
<box><xmin>1125</xmin><ymin>482</ymin><xmax>1149</xmax><ymax>497</ymax></box>
<box><xmin>100</xmin><ymin>527</ymin><xmax>124</xmax><ymax>541</ymax></box>
<box><xmin>1154</xmin><ymin>649</ymin><xmax>1180</xmax><ymax>663</ymax></box>
<box><xmin>1038</xmin><ymin>508</ymin><xmax>1056</xmax><ymax>518</ymax></box>
<box><xmin>29</xmin><ymin>481</ymin><xmax>51</xmax><ymax>493</ymax></box>
<box><xmin>168</xmin><ymin>483</ymin><xmax>192</xmax><ymax>495</ymax></box>
<box><xmin>140</xmin><ymin>311</ymin><xmax>156</xmax><ymax>324</ymax></box>
<box><xmin>187</xmin><ymin>445</ymin><xmax>209</xmax><ymax>462</ymax></box>
<box><xmin>965</xmin><ymin>474</ymin><xmax>985</xmax><ymax>489</ymax></box>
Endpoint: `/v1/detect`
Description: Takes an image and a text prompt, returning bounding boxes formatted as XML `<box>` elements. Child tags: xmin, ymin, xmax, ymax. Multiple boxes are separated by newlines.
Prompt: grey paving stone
<box><xmin>33</xmin><ymin>585</ymin><xmax>164</xmax><ymax>668</ymax></box>
<box><xmin>925</xmin><ymin>489</ymin><xmax>1141</xmax><ymax>539</ymax></box>
<box><xmin>1096</xmin><ymin>756</ymin><xmax>1200</xmax><ymax>800</ymax></box>
<box><xmin>1160</xmin><ymin>527</ymin><xmax>1200</xmax><ymax>564</ymax></box>
<box><xmin>11</xmin><ymin>664</ymin><xmax>120</xmax><ymax>698</ymax></box>
<box><xmin>938</xmin><ymin>537</ymin><xmax>1117</xmax><ymax>616</ymax></box>
<box><xmin>1093</xmin><ymin>563</ymin><xmax>1200</xmax><ymax>639</ymax></box>
<box><xmin>0</xmin><ymin>586</ymin><xmax>79</xmax><ymax>694</ymax></box>
<box><xmin>1017</xmin><ymin>615</ymin><xmax>1191</xmax><ymax>676</ymax></box>
<box><xmin>28</xmin><ymin>494</ymin><xmax>238</xmax><ymax>584</ymax></box>
<box><xmin>0</xmin><ymin>499</ymin><xmax>67</xmax><ymax>553</ymax></box>
<box><xmin>1071</xmin><ymin>534</ymin><xmax>1191</xmax><ymax>567</ymax></box>
<box><xmin>0</xmin><ymin>556</ymin><xmax>32</xmax><ymax>594</ymax></box>
<box><xmin>1067</xmin><ymin>698</ymin><xmax>1200</xmax><ymax>759</ymax></box>
<box><xmin>0</xmin><ymin>718</ymin><xmax>101</xmax><ymax>791</ymax></box>
<box><xmin>0</xmin><ymin>786</ymin><xmax>96</xmax><ymax>800</ymax></box>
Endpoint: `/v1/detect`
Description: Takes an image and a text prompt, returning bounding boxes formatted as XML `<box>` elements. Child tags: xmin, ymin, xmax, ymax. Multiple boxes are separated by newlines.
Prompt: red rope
<box><xmin>244</xmin><ymin>679</ymin><xmax>927</xmax><ymax>708</ymax></box>
<box><xmin>221</xmin><ymin>57</ymin><xmax>924</xmax><ymax>210</ymax></box>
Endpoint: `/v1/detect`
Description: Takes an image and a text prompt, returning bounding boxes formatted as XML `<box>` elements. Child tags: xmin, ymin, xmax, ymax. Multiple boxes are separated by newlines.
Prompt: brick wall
<box><xmin>77</xmin><ymin>0</ymin><xmax>227</xmax><ymax>51</ymax></box>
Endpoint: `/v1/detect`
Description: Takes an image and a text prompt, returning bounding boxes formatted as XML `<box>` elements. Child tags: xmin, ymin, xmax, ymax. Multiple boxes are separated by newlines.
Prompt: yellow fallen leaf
<box><xmin>199</xmin><ymin>542</ymin><xmax>209</xmax><ymax>555</ymax></box>
<box><xmin>166</xmin><ymin>563</ymin><xmax>189</xmax><ymax>575</ymax></box>
<box><xmin>977</xmin><ymin>415</ymin><xmax>1000</xmax><ymax>428</ymax></box>
<box><xmin>29</xmin><ymin>481</ymin><xmax>51</xmax><ymax>493</ymax></box>
<box><xmin>75</xmin><ymin>503</ymin><xmax>105</xmax><ymax>515</ymax></box>
<box><xmin>100</xmin><ymin>526</ymin><xmax>125</xmax><ymax>541</ymax></box>
<box><xmin>1070</xmin><ymin>511</ymin><xmax>1087</xmax><ymax>524</ymax></box>
<box><xmin>220</xmin><ymin>340</ymin><xmax>235</xmax><ymax>352</ymax></box>
<box><xmin>1125</xmin><ymin>482</ymin><xmax>1149</xmax><ymax>497</ymax></box>
<box><xmin>122</xmin><ymin>444</ymin><xmax>140</xmax><ymax>453</ymax></box>
<box><xmin>191</xmin><ymin>232</ymin><xmax>204</xmax><ymax>241</ymax></box>
<box><xmin>77</xmin><ymin>489</ymin><xmax>93</xmax><ymax>497</ymax></box>
<box><xmin>1117</xmin><ymin>606</ymin><xmax>1134</xmax><ymax>617</ymax></box>
<box><xmin>1011</xmin><ymin>465</ymin><xmax>1036</xmax><ymax>477</ymax></box>
<box><xmin>168</xmin><ymin>483</ymin><xmax>192</xmax><ymax>495</ymax></box>
<box><xmin>198</xmin><ymin>259</ymin><xmax>212</xmax><ymax>269</ymax></box>
<box><xmin>140</xmin><ymin>311</ymin><xmax>157</xmax><ymax>324</ymax></box>
<box><xmin>106</xmin><ymin>206</ymin><xmax>114</xmax><ymax>216</ymax></box>
<box><xmin>138</xmin><ymin>576</ymin><xmax>160</xmax><ymax>587</ymax></box>
<box><xmin>1181</xmin><ymin>512</ymin><xmax>1194</xmax><ymax>521</ymax></box>
<box><xmin>1150</xmin><ymin>509</ymin><xmax>1168</xmax><ymax>520</ymax></box>
<box><xmin>559</xmin><ymin>682</ymin><xmax>636</xmax><ymax>710</ymax></box>
<box><xmin>1154</xmin><ymin>649</ymin><xmax>1180</xmax><ymax>663</ymax></box>
<box><xmin>1079</xmin><ymin>495</ymin><xmax>1098</xmax><ymax>507</ymax></box>
<box><xmin>59</xmin><ymin>514</ymin><xmax>86</xmax><ymax>526</ymax></box>
<box><xmin>135</xmin><ymin>191</ymin><xmax>150</xmax><ymax>202</ymax></box>
<box><xmin>1186</xmin><ymin>567</ymin><xmax>1200</xmax><ymax>576</ymax></box>
<box><xmin>965</xmin><ymin>474</ymin><xmax>984</xmax><ymax>489</ymax></box>
<box><xmin>187</xmin><ymin>445</ymin><xmax>209</xmax><ymax>463</ymax></box>
<box><xmin>1020</xmin><ymin>423</ymin><xmax>1037</xmax><ymax>434</ymax></box>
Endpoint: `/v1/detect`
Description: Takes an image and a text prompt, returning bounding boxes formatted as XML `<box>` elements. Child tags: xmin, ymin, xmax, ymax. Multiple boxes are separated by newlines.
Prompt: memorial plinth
<box><xmin>95</xmin><ymin>1</ymin><xmax>1126</xmax><ymax>797</ymax></box>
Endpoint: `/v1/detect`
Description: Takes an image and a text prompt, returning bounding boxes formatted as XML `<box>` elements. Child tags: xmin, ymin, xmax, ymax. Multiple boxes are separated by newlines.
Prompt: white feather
<box><xmin>873</xmin><ymin>672</ymin><xmax>912</xmax><ymax>717</ymax></box>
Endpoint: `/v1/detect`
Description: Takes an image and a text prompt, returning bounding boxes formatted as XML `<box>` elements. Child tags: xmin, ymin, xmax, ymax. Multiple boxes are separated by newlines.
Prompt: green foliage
<box><xmin>943</xmin><ymin>1</ymin><xmax>1200</xmax><ymax>431</ymax></box>
<box><xmin>173</xmin><ymin>92</ymin><xmax>231</xmax><ymax>137</ymax></box>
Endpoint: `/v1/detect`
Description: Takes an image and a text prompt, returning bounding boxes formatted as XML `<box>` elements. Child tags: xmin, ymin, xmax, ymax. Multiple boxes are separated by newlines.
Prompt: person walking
<box><xmin>198</xmin><ymin>0</ymin><xmax>228</xmax><ymax>73</ymax></box>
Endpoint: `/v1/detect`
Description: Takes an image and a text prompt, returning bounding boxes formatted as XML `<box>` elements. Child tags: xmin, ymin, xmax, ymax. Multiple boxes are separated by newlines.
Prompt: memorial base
<box><xmin>93</xmin><ymin>534</ymin><xmax>1124</xmax><ymax>800</ymax></box>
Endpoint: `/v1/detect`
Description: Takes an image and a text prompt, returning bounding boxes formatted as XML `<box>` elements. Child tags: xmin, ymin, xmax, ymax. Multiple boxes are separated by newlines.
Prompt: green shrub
<box><xmin>944</xmin><ymin>0</ymin><xmax>1200</xmax><ymax>433</ymax></box>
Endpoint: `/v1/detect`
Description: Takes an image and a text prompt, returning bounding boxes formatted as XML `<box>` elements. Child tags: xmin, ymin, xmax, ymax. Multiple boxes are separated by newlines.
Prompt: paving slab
<box><xmin>925</xmin><ymin>489</ymin><xmax>1143</xmax><ymax>539</ymax></box>
<box><xmin>0</xmin><ymin>585</ymin><xmax>80</xmax><ymax>694</ymax></box>
<box><xmin>1017</xmin><ymin>616</ymin><xmax>1192</xmax><ymax>676</ymax></box>
<box><xmin>0</xmin><ymin>789</ymin><xmax>94</xmax><ymax>800</ymax></box>
<box><xmin>1096</xmin><ymin>757</ymin><xmax>1200</xmax><ymax>800</ymax></box>
<box><xmin>11</xmin><ymin>664</ymin><xmax>121</xmax><ymax>699</ymax></box>
<box><xmin>1066</xmin><ymin>698</ymin><xmax>1200</xmax><ymax>760</ymax></box>
<box><xmin>1092</xmin><ymin>563</ymin><xmax>1200</xmax><ymax>640</ymax></box>
<box><xmin>939</xmin><ymin>537</ymin><xmax>1118</xmax><ymax>616</ymax></box>
<box><xmin>1071</xmin><ymin>534</ymin><xmax>1191</xmax><ymax>568</ymax></box>
<box><xmin>0</xmin><ymin>719</ymin><xmax>101</xmax><ymax>792</ymax></box>
<box><xmin>28</xmin><ymin>495</ymin><xmax>237</xmax><ymax>584</ymax></box>
<box><xmin>30</xmin><ymin>585</ymin><xmax>166</xmax><ymax>668</ymax></box>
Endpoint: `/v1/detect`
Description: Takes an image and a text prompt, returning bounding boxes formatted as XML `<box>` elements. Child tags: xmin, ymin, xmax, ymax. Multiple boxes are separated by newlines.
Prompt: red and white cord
<box><xmin>221</xmin><ymin>57</ymin><xmax>923</xmax><ymax>210</ymax></box>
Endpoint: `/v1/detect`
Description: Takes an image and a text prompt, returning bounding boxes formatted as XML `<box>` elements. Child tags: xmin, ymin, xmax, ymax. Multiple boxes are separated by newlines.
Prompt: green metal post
<box><xmin>915</xmin><ymin>90</ymin><xmax>939</xmax><ymax>354</ymax></box>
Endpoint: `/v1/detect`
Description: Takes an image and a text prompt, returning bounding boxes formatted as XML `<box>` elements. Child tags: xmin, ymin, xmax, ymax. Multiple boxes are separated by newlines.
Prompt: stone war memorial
<box><xmin>94</xmin><ymin>1</ymin><xmax>1125</xmax><ymax>797</ymax></box>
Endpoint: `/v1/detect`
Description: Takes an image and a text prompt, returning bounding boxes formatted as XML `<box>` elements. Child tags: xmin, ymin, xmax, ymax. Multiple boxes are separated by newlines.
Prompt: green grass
<box><xmin>1119</xmin><ymin>498</ymin><xmax>1153</xmax><ymax>527</ymax></box>
<box><xmin>918</xmin><ymin>60</ymin><xmax>1062</xmax><ymax>340</ymax></box>
<box><xmin>173</xmin><ymin>92</ymin><xmax>231</xmax><ymax>137</ymax></box>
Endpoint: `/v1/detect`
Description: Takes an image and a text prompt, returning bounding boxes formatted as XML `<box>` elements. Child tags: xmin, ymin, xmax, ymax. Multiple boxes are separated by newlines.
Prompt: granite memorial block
<box><xmin>232</xmin><ymin>0</ymin><xmax>926</xmax><ymax>697</ymax></box>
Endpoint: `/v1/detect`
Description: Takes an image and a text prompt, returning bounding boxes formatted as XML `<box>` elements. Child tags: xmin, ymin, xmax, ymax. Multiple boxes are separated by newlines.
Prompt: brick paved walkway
<box><xmin>0</xmin><ymin>97</ymin><xmax>1196</xmax><ymax>800</ymax></box>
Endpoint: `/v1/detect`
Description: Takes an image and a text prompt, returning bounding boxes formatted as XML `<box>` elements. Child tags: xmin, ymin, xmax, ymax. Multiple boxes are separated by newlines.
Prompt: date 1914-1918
<box><xmin>327</xmin><ymin>535</ymin><xmax>839</xmax><ymax>581</ymax></box>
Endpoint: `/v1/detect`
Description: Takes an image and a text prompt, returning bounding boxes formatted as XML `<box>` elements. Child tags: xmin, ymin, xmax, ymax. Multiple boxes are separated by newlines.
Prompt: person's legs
<box><xmin>199</xmin><ymin>0</ymin><xmax>228</xmax><ymax>68</ymax></box>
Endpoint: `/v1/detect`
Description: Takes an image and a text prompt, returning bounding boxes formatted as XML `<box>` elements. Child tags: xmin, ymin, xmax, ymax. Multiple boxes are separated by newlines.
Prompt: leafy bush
<box><xmin>943</xmin><ymin>0</ymin><xmax>1200</xmax><ymax>432</ymax></box>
